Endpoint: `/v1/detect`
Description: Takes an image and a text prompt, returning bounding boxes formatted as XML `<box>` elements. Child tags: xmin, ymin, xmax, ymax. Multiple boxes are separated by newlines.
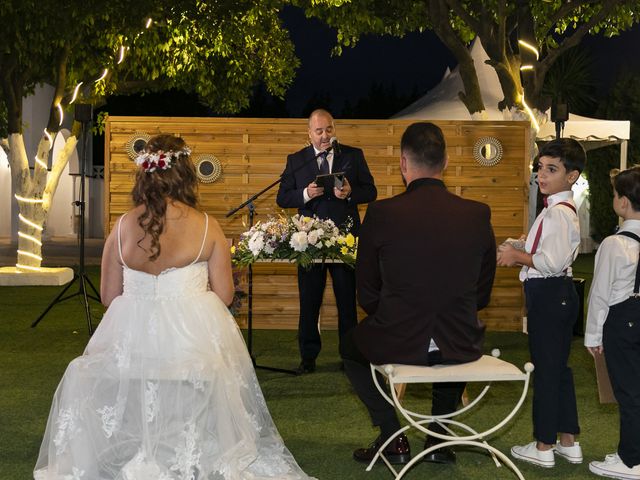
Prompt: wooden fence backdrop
<box><xmin>105</xmin><ymin>117</ymin><xmax>531</xmax><ymax>331</ymax></box>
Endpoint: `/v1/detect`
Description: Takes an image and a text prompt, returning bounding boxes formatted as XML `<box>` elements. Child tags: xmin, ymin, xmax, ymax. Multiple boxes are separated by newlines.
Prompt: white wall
<box><xmin>0</xmin><ymin>148</ymin><xmax>11</xmax><ymax>237</ymax></box>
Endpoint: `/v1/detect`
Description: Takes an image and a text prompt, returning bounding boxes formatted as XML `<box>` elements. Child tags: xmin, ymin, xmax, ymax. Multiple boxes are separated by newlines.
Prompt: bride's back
<box><xmin>119</xmin><ymin>202</ymin><xmax>212</xmax><ymax>276</ymax></box>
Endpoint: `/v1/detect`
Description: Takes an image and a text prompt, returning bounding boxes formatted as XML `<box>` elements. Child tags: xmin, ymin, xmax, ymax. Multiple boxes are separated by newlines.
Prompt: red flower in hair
<box><xmin>142</xmin><ymin>160</ymin><xmax>150</xmax><ymax>170</ymax></box>
<box><xmin>157</xmin><ymin>159</ymin><xmax>166</xmax><ymax>169</ymax></box>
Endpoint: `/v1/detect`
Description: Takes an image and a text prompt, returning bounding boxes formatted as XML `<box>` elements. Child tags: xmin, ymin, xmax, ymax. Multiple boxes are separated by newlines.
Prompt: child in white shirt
<box><xmin>585</xmin><ymin>166</ymin><xmax>640</xmax><ymax>480</ymax></box>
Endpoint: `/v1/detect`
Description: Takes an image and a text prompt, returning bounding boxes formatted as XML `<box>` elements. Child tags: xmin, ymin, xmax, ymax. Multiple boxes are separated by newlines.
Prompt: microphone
<box><xmin>330</xmin><ymin>137</ymin><xmax>341</xmax><ymax>155</ymax></box>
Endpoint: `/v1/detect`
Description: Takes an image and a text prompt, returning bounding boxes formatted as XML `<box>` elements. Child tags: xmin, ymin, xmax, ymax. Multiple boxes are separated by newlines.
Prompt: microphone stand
<box><xmin>226</xmin><ymin>148</ymin><xmax>330</xmax><ymax>375</ymax></box>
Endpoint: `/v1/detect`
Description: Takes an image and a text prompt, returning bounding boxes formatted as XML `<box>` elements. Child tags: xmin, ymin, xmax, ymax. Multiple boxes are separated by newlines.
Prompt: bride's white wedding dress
<box><xmin>34</xmin><ymin>215</ymin><xmax>315</xmax><ymax>480</ymax></box>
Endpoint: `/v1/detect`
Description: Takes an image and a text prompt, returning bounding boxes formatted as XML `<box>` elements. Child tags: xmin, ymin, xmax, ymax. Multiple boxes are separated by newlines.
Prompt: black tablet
<box><xmin>314</xmin><ymin>171</ymin><xmax>345</xmax><ymax>192</ymax></box>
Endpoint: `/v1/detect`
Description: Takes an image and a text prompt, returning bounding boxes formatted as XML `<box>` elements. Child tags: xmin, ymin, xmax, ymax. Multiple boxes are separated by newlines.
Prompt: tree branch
<box><xmin>545</xmin><ymin>0</ymin><xmax>600</xmax><ymax>33</ymax></box>
<box><xmin>540</xmin><ymin>0</ymin><xmax>618</xmax><ymax>75</ymax></box>
<box><xmin>445</xmin><ymin>0</ymin><xmax>484</xmax><ymax>36</ymax></box>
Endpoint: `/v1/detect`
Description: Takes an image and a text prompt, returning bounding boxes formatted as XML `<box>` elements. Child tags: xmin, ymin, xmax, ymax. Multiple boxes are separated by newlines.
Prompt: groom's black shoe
<box><xmin>422</xmin><ymin>437</ymin><xmax>456</xmax><ymax>464</ymax></box>
<box><xmin>353</xmin><ymin>433</ymin><xmax>411</xmax><ymax>465</ymax></box>
<box><xmin>295</xmin><ymin>359</ymin><xmax>316</xmax><ymax>374</ymax></box>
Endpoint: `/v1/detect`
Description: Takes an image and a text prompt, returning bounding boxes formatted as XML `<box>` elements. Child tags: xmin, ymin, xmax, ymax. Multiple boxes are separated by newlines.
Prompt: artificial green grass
<box><xmin>0</xmin><ymin>256</ymin><xmax>621</xmax><ymax>479</ymax></box>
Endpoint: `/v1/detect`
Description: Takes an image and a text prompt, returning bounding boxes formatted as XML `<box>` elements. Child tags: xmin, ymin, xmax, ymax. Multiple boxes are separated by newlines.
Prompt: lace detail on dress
<box><xmin>113</xmin><ymin>332</ymin><xmax>131</xmax><ymax>369</ymax></box>
<box><xmin>63</xmin><ymin>467</ymin><xmax>85</xmax><ymax>480</ymax></box>
<box><xmin>53</xmin><ymin>402</ymin><xmax>81</xmax><ymax>455</ymax></box>
<box><xmin>170</xmin><ymin>422</ymin><xmax>202</xmax><ymax>480</ymax></box>
<box><xmin>145</xmin><ymin>381</ymin><xmax>159</xmax><ymax>423</ymax></box>
<box><xmin>121</xmin><ymin>451</ymin><xmax>172</xmax><ymax>480</ymax></box>
<box><xmin>186</xmin><ymin>364</ymin><xmax>205</xmax><ymax>391</ymax></box>
<box><xmin>97</xmin><ymin>405</ymin><xmax>117</xmax><ymax>438</ymax></box>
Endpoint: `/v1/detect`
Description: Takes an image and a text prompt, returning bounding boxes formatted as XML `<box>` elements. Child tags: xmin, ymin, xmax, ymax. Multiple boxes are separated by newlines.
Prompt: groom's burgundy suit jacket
<box><xmin>353</xmin><ymin>177</ymin><xmax>497</xmax><ymax>366</ymax></box>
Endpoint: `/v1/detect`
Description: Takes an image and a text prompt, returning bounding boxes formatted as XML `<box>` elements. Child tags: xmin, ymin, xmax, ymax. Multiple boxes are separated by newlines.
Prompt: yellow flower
<box><xmin>230</xmin><ymin>245</ymin><xmax>236</xmax><ymax>254</ymax></box>
<box><xmin>345</xmin><ymin>233</ymin><xmax>355</xmax><ymax>247</ymax></box>
<box><xmin>341</xmin><ymin>246</ymin><xmax>348</xmax><ymax>255</ymax></box>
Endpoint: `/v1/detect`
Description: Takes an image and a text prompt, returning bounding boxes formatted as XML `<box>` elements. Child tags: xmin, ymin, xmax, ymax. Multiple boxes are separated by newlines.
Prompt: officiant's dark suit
<box><xmin>343</xmin><ymin>122</ymin><xmax>496</xmax><ymax>465</ymax></box>
<box><xmin>276</xmin><ymin>109</ymin><xmax>377</xmax><ymax>374</ymax></box>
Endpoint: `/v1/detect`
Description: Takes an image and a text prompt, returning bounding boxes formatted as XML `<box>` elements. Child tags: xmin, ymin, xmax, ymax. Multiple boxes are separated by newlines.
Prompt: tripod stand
<box><xmin>32</xmin><ymin>105</ymin><xmax>101</xmax><ymax>334</ymax></box>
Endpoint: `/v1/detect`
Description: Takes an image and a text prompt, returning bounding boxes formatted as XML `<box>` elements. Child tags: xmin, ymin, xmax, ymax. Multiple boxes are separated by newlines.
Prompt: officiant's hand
<box><xmin>307</xmin><ymin>182</ymin><xmax>324</xmax><ymax>199</ymax></box>
<box><xmin>334</xmin><ymin>177</ymin><xmax>351</xmax><ymax>200</ymax></box>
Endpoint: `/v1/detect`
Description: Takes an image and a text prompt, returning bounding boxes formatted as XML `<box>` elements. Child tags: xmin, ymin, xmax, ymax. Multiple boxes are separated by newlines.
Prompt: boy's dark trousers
<box><xmin>525</xmin><ymin>276</ymin><xmax>580</xmax><ymax>444</ymax></box>
<box><xmin>603</xmin><ymin>298</ymin><xmax>640</xmax><ymax>468</ymax></box>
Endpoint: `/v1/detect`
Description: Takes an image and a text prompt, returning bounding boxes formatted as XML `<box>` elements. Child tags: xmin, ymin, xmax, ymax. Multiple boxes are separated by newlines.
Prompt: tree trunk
<box><xmin>9</xmin><ymin>130</ymin><xmax>79</xmax><ymax>271</ymax></box>
<box><xmin>430</xmin><ymin>0</ymin><xmax>486</xmax><ymax>115</ymax></box>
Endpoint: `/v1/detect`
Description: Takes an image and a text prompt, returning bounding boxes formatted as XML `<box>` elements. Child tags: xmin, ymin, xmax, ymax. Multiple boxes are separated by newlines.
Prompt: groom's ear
<box><xmin>400</xmin><ymin>155</ymin><xmax>408</xmax><ymax>174</ymax></box>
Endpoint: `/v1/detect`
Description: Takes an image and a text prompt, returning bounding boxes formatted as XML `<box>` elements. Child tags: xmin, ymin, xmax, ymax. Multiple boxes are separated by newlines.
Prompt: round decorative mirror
<box><xmin>473</xmin><ymin>137</ymin><xmax>504</xmax><ymax>167</ymax></box>
<box><xmin>194</xmin><ymin>154</ymin><xmax>222</xmax><ymax>184</ymax></box>
<box><xmin>125</xmin><ymin>132</ymin><xmax>151</xmax><ymax>160</ymax></box>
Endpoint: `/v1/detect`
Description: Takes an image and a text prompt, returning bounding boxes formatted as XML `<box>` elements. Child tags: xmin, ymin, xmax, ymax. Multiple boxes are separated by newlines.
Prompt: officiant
<box><xmin>276</xmin><ymin>109</ymin><xmax>377</xmax><ymax>374</ymax></box>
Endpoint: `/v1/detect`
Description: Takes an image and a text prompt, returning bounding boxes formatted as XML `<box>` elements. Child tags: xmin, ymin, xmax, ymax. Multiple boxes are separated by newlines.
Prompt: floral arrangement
<box><xmin>135</xmin><ymin>147</ymin><xmax>191</xmax><ymax>173</ymax></box>
<box><xmin>232</xmin><ymin>214</ymin><xmax>357</xmax><ymax>268</ymax></box>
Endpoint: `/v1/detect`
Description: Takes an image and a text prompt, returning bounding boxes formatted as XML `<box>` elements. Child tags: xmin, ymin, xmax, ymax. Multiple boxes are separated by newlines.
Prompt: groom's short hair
<box><xmin>401</xmin><ymin>122</ymin><xmax>446</xmax><ymax>171</ymax></box>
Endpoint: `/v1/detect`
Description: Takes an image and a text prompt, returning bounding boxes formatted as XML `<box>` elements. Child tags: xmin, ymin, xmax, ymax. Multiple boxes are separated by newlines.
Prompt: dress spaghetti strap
<box><xmin>189</xmin><ymin>212</ymin><xmax>209</xmax><ymax>266</ymax></box>
<box><xmin>117</xmin><ymin>214</ymin><xmax>129</xmax><ymax>268</ymax></box>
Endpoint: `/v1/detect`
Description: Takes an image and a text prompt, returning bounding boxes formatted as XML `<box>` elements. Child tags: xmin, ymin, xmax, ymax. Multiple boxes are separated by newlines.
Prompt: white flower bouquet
<box><xmin>232</xmin><ymin>214</ymin><xmax>357</xmax><ymax>268</ymax></box>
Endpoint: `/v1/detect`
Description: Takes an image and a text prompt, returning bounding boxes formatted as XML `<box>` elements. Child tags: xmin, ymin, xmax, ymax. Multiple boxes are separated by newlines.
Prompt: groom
<box><xmin>341</xmin><ymin>122</ymin><xmax>497</xmax><ymax>465</ymax></box>
<box><xmin>276</xmin><ymin>109</ymin><xmax>377</xmax><ymax>374</ymax></box>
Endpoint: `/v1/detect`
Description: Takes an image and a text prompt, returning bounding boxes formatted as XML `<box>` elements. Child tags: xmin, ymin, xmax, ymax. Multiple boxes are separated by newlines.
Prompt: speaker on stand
<box><xmin>551</xmin><ymin>98</ymin><xmax>569</xmax><ymax>139</ymax></box>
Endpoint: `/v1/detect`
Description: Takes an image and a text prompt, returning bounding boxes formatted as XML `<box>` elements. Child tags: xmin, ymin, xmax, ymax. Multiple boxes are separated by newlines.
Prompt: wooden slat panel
<box><xmin>105</xmin><ymin>117</ymin><xmax>530</xmax><ymax>332</ymax></box>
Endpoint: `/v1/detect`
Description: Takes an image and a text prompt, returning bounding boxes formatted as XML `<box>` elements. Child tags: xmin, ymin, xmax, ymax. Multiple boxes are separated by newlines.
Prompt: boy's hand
<box><xmin>497</xmin><ymin>243</ymin><xmax>520</xmax><ymax>267</ymax></box>
<box><xmin>586</xmin><ymin>345</ymin><xmax>603</xmax><ymax>358</ymax></box>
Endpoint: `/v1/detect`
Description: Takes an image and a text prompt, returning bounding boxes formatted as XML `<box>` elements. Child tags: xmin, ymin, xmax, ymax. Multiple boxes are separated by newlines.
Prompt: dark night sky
<box><xmin>280</xmin><ymin>6</ymin><xmax>640</xmax><ymax>118</ymax></box>
<box><xmin>280</xmin><ymin>6</ymin><xmax>456</xmax><ymax>117</ymax></box>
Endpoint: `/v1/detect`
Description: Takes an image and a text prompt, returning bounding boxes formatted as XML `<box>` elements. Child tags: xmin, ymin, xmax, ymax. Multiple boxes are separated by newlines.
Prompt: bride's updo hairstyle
<box><xmin>131</xmin><ymin>134</ymin><xmax>198</xmax><ymax>260</ymax></box>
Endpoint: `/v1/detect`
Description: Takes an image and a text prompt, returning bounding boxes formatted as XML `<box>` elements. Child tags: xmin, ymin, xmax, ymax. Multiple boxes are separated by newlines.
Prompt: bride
<box><xmin>34</xmin><ymin>134</ymin><xmax>315</xmax><ymax>480</ymax></box>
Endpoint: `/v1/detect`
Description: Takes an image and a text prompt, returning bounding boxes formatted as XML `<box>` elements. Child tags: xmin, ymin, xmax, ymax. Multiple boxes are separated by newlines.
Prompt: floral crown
<box><xmin>135</xmin><ymin>147</ymin><xmax>192</xmax><ymax>173</ymax></box>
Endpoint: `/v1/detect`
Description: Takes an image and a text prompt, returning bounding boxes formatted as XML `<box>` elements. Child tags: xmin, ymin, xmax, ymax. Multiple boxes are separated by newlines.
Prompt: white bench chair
<box><xmin>368</xmin><ymin>349</ymin><xmax>534</xmax><ymax>479</ymax></box>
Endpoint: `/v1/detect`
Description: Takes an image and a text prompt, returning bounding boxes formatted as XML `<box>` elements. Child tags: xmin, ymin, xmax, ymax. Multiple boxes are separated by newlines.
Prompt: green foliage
<box><xmin>542</xmin><ymin>47</ymin><xmax>597</xmax><ymax>115</ymax></box>
<box><xmin>90</xmin><ymin>111</ymin><xmax>109</xmax><ymax>136</ymax></box>
<box><xmin>300</xmin><ymin>0</ymin><xmax>640</xmax><ymax>113</ymax></box>
<box><xmin>585</xmin><ymin>148</ymin><xmax>619</xmax><ymax>243</ymax></box>
<box><xmin>584</xmin><ymin>68</ymin><xmax>640</xmax><ymax>243</ymax></box>
<box><xmin>0</xmin><ymin>0</ymin><xmax>300</xmax><ymax>134</ymax></box>
<box><xmin>597</xmin><ymin>70</ymin><xmax>640</xmax><ymax>167</ymax></box>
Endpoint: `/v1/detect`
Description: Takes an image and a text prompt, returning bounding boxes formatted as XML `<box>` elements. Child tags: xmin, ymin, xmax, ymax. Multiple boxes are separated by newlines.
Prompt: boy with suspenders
<box><xmin>585</xmin><ymin>166</ymin><xmax>640</xmax><ymax>480</ymax></box>
<box><xmin>498</xmin><ymin>138</ymin><xmax>586</xmax><ymax>468</ymax></box>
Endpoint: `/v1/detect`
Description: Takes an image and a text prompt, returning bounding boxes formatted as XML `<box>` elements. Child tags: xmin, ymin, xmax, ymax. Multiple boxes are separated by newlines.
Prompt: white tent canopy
<box><xmin>393</xmin><ymin>37</ymin><xmax>631</xmax><ymax>251</ymax></box>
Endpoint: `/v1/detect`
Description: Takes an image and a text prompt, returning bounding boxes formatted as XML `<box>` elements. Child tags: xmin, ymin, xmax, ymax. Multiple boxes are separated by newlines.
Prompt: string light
<box><xmin>70</xmin><ymin>82</ymin><xmax>83</xmax><ymax>104</ymax></box>
<box><xmin>521</xmin><ymin>93</ymin><xmax>540</xmax><ymax>132</ymax></box>
<box><xmin>34</xmin><ymin>155</ymin><xmax>48</xmax><ymax>169</ymax></box>
<box><xmin>520</xmin><ymin>65</ymin><xmax>534</xmax><ymax>71</ymax></box>
<box><xmin>18</xmin><ymin>231</ymin><xmax>43</xmax><ymax>246</ymax></box>
<box><xmin>95</xmin><ymin>68</ymin><xmax>109</xmax><ymax>83</ymax></box>
<box><xmin>19</xmin><ymin>213</ymin><xmax>43</xmax><ymax>231</ymax></box>
<box><xmin>16</xmin><ymin>263</ymin><xmax>42</xmax><ymax>272</ymax></box>
<box><xmin>18</xmin><ymin>250</ymin><xmax>43</xmax><ymax>261</ymax></box>
<box><xmin>518</xmin><ymin>40</ymin><xmax>539</xmax><ymax>60</ymax></box>
<box><xmin>15</xmin><ymin>194</ymin><xmax>44</xmax><ymax>204</ymax></box>
<box><xmin>117</xmin><ymin>46</ymin><xmax>126</xmax><ymax>64</ymax></box>
<box><xmin>145</xmin><ymin>18</ymin><xmax>153</xmax><ymax>28</ymax></box>
<box><xmin>56</xmin><ymin>103</ymin><xmax>64</xmax><ymax>126</ymax></box>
